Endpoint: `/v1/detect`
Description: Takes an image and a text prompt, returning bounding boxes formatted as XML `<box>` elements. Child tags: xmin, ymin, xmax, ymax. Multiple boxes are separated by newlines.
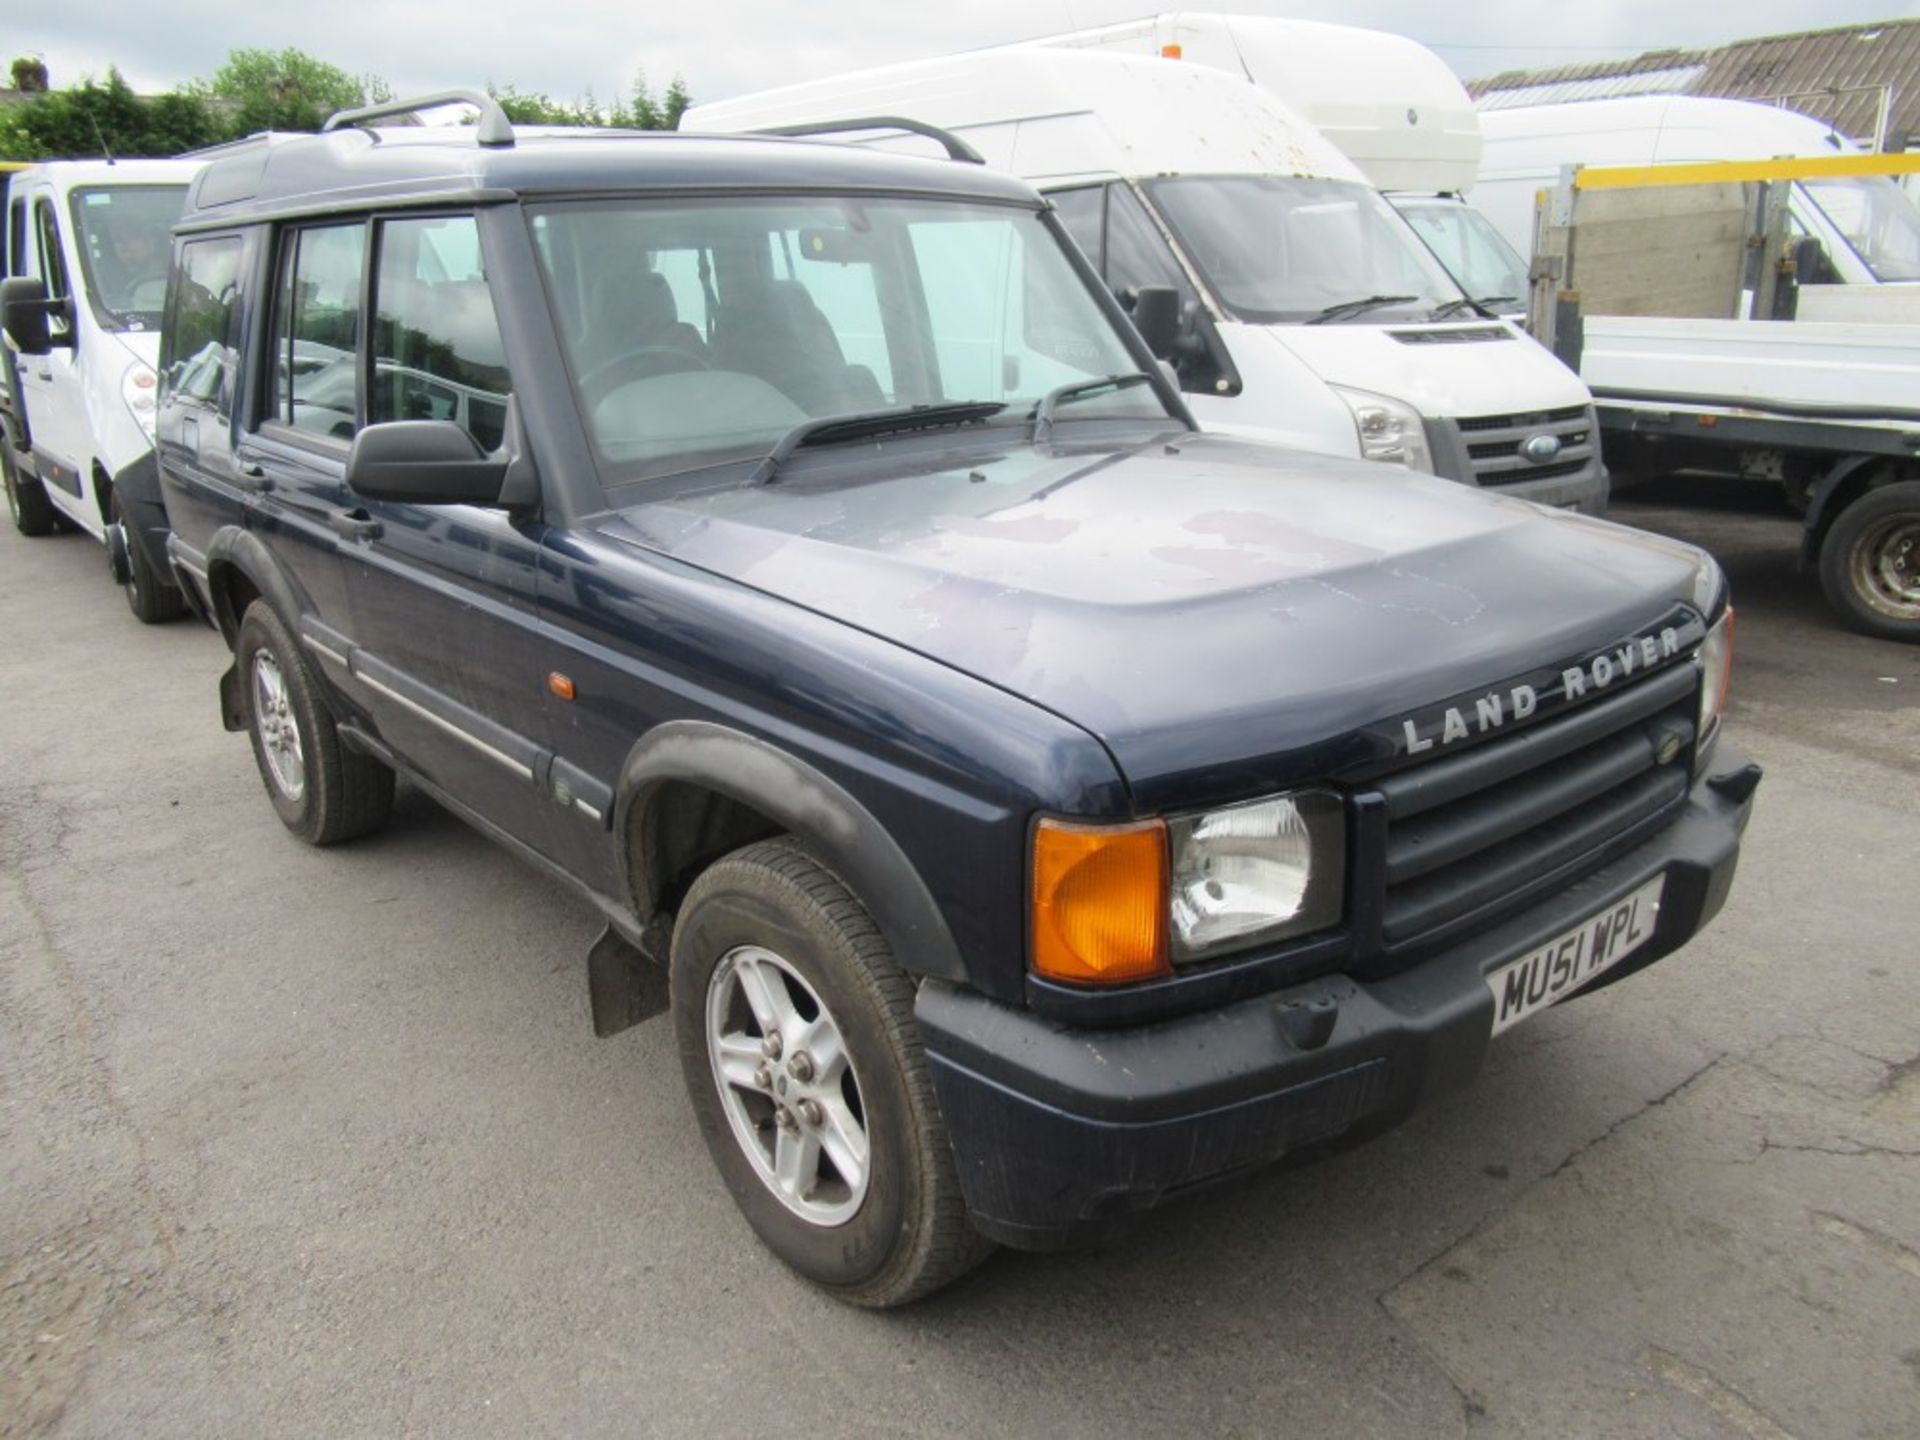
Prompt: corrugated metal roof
<box><xmin>1475</xmin><ymin>67</ymin><xmax>1708</xmax><ymax>111</ymax></box>
<box><xmin>1469</xmin><ymin>20</ymin><xmax>1920</xmax><ymax>148</ymax></box>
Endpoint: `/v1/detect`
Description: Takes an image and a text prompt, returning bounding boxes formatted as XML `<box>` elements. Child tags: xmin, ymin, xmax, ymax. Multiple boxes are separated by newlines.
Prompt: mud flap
<box><xmin>588</xmin><ymin>922</ymin><xmax>671</xmax><ymax>1037</ymax></box>
<box><xmin>218</xmin><ymin>662</ymin><xmax>246</xmax><ymax>732</ymax></box>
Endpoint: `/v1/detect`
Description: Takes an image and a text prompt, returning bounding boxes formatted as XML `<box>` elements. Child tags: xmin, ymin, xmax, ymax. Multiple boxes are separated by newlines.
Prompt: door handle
<box><xmin>329</xmin><ymin>508</ymin><xmax>383</xmax><ymax>541</ymax></box>
<box><xmin>240</xmin><ymin>462</ymin><xmax>264</xmax><ymax>478</ymax></box>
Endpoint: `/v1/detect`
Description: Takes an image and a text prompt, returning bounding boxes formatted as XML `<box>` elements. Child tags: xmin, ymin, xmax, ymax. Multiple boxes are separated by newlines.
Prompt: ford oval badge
<box><xmin>1521</xmin><ymin>433</ymin><xmax>1564</xmax><ymax>464</ymax></box>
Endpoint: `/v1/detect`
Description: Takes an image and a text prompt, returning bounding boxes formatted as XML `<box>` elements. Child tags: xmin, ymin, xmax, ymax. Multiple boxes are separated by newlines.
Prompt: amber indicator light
<box><xmin>548</xmin><ymin>672</ymin><xmax>577</xmax><ymax>701</ymax></box>
<box><xmin>1031</xmin><ymin>817</ymin><xmax>1170</xmax><ymax>985</ymax></box>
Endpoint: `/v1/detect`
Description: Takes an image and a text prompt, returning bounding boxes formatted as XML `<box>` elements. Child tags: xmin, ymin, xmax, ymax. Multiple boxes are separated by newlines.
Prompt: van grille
<box><xmin>1360</xmin><ymin>660</ymin><xmax>1699</xmax><ymax>953</ymax></box>
<box><xmin>1447</xmin><ymin>405</ymin><xmax>1598</xmax><ymax>488</ymax></box>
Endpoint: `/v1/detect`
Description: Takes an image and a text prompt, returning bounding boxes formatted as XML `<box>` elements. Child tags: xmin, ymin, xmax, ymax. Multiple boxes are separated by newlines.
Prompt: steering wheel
<box><xmin>580</xmin><ymin>347</ymin><xmax>709</xmax><ymax>406</ymax></box>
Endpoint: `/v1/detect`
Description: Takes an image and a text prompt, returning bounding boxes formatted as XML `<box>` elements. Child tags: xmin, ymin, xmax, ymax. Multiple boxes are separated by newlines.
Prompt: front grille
<box><xmin>1449</xmin><ymin>404</ymin><xmax>1598</xmax><ymax>488</ymax></box>
<box><xmin>1363</xmin><ymin>661</ymin><xmax>1698</xmax><ymax>952</ymax></box>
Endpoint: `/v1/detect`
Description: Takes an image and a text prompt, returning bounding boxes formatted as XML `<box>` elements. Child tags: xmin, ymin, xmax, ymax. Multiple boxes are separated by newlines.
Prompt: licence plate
<box><xmin>1486</xmin><ymin>875</ymin><xmax>1665</xmax><ymax>1036</ymax></box>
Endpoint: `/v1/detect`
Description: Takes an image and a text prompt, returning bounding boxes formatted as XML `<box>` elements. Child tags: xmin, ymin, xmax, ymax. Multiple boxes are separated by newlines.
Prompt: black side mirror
<box><xmin>1127</xmin><ymin>285</ymin><xmax>1183</xmax><ymax>360</ymax></box>
<box><xmin>346</xmin><ymin>420</ymin><xmax>511</xmax><ymax>506</ymax></box>
<box><xmin>0</xmin><ymin>276</ymin><xmax>69</xmax><ymax>356</ymax></box>
<box><xmin>1791</xmin><ymin>235</ymin><xmax>1839</xmax><ymax>287</ymax></box>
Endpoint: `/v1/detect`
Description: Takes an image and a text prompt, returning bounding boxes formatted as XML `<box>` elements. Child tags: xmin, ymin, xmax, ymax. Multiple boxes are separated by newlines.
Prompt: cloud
<box><xmin>12</xmin><ymin>0</ymin><xmax>1914</xmax><ymax>108</ymax></box>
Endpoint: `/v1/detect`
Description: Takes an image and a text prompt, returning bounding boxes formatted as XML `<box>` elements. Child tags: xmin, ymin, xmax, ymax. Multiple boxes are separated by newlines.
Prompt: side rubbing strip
<box><xmin>355</xmin><ymin>672</ymin><xmax>536</xmax><ymax>781</ymax></box>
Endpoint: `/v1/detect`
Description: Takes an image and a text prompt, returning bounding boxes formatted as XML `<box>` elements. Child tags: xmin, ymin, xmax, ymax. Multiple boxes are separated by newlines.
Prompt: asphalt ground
<box><xmin>3</xmin><ymin>475</ymin><xmax>1916</xmax><ymax>1438</ymax></box>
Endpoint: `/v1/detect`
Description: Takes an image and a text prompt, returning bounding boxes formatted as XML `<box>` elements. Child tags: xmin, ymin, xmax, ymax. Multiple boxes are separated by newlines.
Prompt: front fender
<box><xmin>614</xmin><ymin>720</ymin><xmax>967</xmax><ymax>984</ymax></box>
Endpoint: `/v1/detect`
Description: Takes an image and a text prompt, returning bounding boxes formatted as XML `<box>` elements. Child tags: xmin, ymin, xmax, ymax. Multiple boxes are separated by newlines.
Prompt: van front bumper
<box><xmin>917</xmin><ymin>744</ymin><xmax>1758</xmax><ymax>1251</ymax></box>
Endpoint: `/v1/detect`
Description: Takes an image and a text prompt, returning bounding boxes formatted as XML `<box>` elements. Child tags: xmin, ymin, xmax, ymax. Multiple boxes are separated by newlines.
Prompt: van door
<box><xmin>19</xmin><ymin>193</ymin><xmax>91</xmax><ymax>519</ymax></box>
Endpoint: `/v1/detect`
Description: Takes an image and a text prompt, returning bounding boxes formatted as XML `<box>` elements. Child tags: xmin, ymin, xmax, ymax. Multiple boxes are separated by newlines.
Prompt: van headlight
<box><xmin>1168</xmin><ymin>790</ymin><xmax>1345</xmax><ymax>960</ymax></box>
<box><xmin>1331</xmin><ymin>384</ymin><xmax>1435</xmax><ymax>474</ymax></box>
<box><xmin>122</xmin><ymin>361</ymin><xmax>158</xmax><ymax>439</ymax></box>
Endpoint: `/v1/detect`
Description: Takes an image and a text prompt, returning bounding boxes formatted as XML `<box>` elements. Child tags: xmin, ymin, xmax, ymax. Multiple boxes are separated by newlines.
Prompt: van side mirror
<box><xmin>1127</xmin><ymin>285</ymin><xmax>1183</xmax><ymax>360</ymax></box>
<box><xmin>346</xmin><ymin>420</ymin><xmax>512</xmax><ymax>506</ymax></box>
<box><xmin>0</xmin><ymin>277</ymin><xmax>70</xmax><ymax>356</ymax></box>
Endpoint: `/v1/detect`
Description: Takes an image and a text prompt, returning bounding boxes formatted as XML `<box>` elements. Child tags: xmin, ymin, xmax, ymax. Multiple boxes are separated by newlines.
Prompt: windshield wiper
<box><xmin>749</xmin><ymin>401</ymin><xmax>1006</xmax><ymax>485</ymax></box>
<box><xmin>1429</xmin><ymin>295</ymin><xmax>1518</xmax><ymax>321</ymax></box>
<box><xmin>1306</xmin><ymin>294</ymin><xmax>1419</xmax><ymax>325</ymax></box>
<box><xmin>1029</xmin><ymin>373</ymin><xmax>1155</xmax><ymax>443</ymax></box>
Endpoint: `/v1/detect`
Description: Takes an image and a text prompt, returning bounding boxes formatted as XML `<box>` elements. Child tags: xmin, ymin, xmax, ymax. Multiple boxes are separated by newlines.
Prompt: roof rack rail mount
<box><xmin>323</xmin><ymin>89</ymin><xmax>514</xmax><ymax>148</ymax></box>
<box><xmin>755</xmin><ymin>117</ymin><xmax>984</xmax><ymax>165</ymax></box>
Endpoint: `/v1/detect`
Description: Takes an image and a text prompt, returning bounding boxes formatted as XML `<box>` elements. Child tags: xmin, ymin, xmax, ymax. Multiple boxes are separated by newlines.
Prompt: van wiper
<box><xmin>749</xmin><ymin>401</ymin><xmax>1006</xmax><ymax>485</ymax></box>
<box><xmin>1030</xmin><ymin>373</ymin><xmax>1154</xmax><ymax>443</ymax></box>
<box><xmin>1306</xmin><ymin>294</ymin><xmax>1419</xmax><ymax>325</ymax></box>
<box><xmin>1429</xmin><ymin>295</ymin><xmax>1517</xmax><ymax>321</ymax></box>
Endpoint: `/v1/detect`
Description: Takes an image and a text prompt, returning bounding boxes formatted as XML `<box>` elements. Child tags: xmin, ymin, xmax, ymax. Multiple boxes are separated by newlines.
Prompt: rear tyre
<box><xmin>671</xmin><ymin>838</ymin><xmax>992</xmax><ymax>1307</ymax></box>
<box><xmin>2</xmin><ymin>442</ymin><xmax>58</xmax><ymax>537</ymax></box>
<box><xmin>1818</xmin><ymin>480</ymin><xmax>1920</xmax><ymax>642</ymax></box>
<box><xmin>235</xmin><ymin>600</ymin><xmax>394</xmax><ymax>844</ymax></box>
<box><xmin>115</xmin><ymin>492</ymin><xmax>186</xmax><ymax>624</ymax></box>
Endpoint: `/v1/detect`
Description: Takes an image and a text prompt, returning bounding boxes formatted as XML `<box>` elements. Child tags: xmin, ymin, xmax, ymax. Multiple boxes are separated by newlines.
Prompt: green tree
<box><xmin>189</xmin><ymin>48</ymin><xmax>390</xmax><ymax>136</ymax></box>
<box><xmin>0</xmin><ymin>68</ymin><xmax>221</xmax><ymax>161</ymax></box>
<box><xmin>488</xmin><ymin>72</ymin><xmax>690</xmax><ymax>132</ymax></box>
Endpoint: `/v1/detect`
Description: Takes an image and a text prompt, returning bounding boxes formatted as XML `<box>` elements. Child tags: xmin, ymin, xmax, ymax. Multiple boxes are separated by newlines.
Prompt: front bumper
<box><xmin>918</xmin><ymin>744</ymin><xmax>1759</xmax><ymax>1251</ymax></box>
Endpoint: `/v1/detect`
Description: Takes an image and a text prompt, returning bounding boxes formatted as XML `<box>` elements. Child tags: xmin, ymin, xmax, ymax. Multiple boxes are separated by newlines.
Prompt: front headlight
<box><xmin>1330</xmin><ymin>384</ymin><xmax>1435</xmax><ymax>474</ymax></box>
<box><xmin>1029</xmin><ymin>790</ymin><xmax>1347</xmax><ymax>986</ymax></box>
<box><xmin>1697</xmin><ymin>607</ymin><xmax>1734</xmax><ymax>744</ymax></box>
<box><xmin>1168</xmin><ymin>790</ymin><xmax>1344</xmax><ymax>961</ymax></box>
<box><xmin>122</xmin><ymin>361</ymin><xmax>158</xmax><ymax>439</ymax></box>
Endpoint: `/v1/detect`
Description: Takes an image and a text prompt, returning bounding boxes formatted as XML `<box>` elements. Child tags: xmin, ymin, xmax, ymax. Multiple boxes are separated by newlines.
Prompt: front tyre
<box><xmin>1818</xmin><ymin>480</ymin><xmax>1920</xmax><ymax>642</ymax></box>
<box><xmin>2</xmin><ymin>441</ymin><xmax>58</xmax><ymax>537</ymax></box>
<box><xmin>671</xmin><ymin>838</ymin><xmax>991</xmax><ymax>1307</ymax></box>
<box><xmin>235</xmin><ymin>600</ymin><xmax>394</xmax><ymax>844</ymax></box>
<box><xmin>114</xmin><ymin>492</ymin><xmax>186</xmax><ymax>624</ymax></box>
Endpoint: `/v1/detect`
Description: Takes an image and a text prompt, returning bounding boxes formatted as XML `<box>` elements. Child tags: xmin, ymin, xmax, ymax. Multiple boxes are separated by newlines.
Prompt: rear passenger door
<box><xmin>334</xmin><ymin>212</ymin><xmax>558</xmax><ymax>854</ymax></box>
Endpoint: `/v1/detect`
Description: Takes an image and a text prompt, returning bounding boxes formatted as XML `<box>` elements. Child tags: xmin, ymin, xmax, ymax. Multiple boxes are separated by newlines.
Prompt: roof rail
<box><xmin>322</xmin><ymin>89</ymin><xmax>515</xmax><ymax>148</ymax></box>
<box><xmin>754</xmin><ymin>116</ymin><xmax>984</xmax><ymax>165</ymax></box>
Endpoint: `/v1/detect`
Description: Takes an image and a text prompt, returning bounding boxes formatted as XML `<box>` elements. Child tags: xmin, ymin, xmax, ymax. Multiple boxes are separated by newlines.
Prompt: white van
<box><xmin>1476</xmin><ymin>96</ymin><xmax>1920</xmax><ymax>293</ymax></box>
<box><xmin>1037</xmin><ymin>13</ymin><xmax>1533</xmax><ymax>314</ymax></box>
<box><xmin>689</xmin><ymin>49</ymin><xmax>1608</xmax><ymax>512</ymax></box>
<box><xmin>1</xmin><ymin>158</ymin><xmax>202</xmax><ymax>621</ymax></box>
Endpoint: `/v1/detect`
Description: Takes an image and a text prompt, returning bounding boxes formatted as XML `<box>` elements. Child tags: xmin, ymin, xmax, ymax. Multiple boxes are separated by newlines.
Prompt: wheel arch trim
<box><xmin>614</xmin><ymin>721</ymin><xmax>968</xmax><ymax>984</ymax></box>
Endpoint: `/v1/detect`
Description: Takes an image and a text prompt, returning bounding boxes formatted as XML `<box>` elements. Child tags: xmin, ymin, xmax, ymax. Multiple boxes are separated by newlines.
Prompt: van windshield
<box><xmin>1799</xmin><ymin>175</ymin><xmax>1920</xmax><ymax>283</ymax></box>
<box><xmin>1395</xmin><ymin>201</ymin><xmax>1530</xmax><ymax>313</ymax></box>
<box><xmin>1143</xmin><ymin>176</ymin><xmax>1466</xmax><ymax>324</ymax></box>
<box><xmin>528</xmin><ymin>195</ymin><xmax>1168</xmax><ymax>484</ymax></box>
<box><xmin>70</xmin><ymin>185</ymin><xmax>188</xmax><ymax>330</ymax></box>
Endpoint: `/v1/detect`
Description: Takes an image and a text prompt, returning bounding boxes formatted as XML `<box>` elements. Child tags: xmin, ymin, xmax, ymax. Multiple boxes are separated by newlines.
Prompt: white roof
<box><xmin>686</xmin><ymin>47</ymin><xmax>1363</xmax><ymax>187</ymax></box>
<box><xmin>8</xmin><ymin>157</ymin><xmax>204</xmax><ymax>192</ymax></box>
<box><xmin>1031</xmin><ymin>14</ymin><xmax>1482</xmax><ymax>192</ymax></box>
<box><xmin>1479</xmin><ymin>95</ymin><xmax>1855</xmax><ymax>167</ymax></box>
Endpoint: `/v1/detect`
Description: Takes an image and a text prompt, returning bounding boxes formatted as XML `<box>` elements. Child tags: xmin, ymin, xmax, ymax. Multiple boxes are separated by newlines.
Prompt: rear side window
<box><xmin>161</xmin><ymin>235</ymin><xmax>246</xmax><ymax>417</ymax></box>
<box><xmin>268</xmin><ymin>222</ymin><xmax>366</xmax><ymax>442</ymax></box>
<box><xmin>369</xmin><ymin>215</ymin><xmax>512</xmax><ymax>453</ymax></box>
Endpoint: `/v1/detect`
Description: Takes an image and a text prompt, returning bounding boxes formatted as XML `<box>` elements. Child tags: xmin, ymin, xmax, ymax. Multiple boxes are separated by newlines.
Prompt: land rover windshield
<box><xmin>1143</xmin><ymin>175</ymin><xmax>1467</xmax><ymax>325</ymax></box>
<box><xmin>529</xmin><ymin>195</ymin><xmax>1169</xmax><ymax>485</ymax></box>
<box><xmin>70</xmin><ymin>185</ymin><xmax>189</xmax><ymax>330</ymax></box>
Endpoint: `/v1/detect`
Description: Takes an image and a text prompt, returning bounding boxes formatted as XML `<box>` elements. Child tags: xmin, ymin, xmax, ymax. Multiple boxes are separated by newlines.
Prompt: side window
<box><xmin>1104</xmin><ymin>185</ymin><xmax>1194</xmax><ymax>304</ymax></box>
<box><xmin>267</xmin><ymin>222</ymin><xmax>366</xmax><ymax>442</ymax></box>
<box><xmin>369</xmin><ymin>214</ymin><xmax>513</xmax><ymax>452</ymax></box>
<box><xmin>768</xmin><ymin>228</ymin><xmax>894</xmax><ymax>393</ymax></box>
<box><xmin>7</xmin><ymin>197</ymin><xmax>28</xmax><ymax>278</ymax></box>
<box><xmin>1048</xmin><ymin>187</ymin><xmax>1106</xmax><ymax>272</ymax></box>
<box><xmin>33</xmin><ymin>200</ymin><xmax>72</xmax><ymax>337</ymax></box>
<box><xmin>160</xmin><ymin>235</ymin><xmax>246</xmax><ymax>417</ymax></box>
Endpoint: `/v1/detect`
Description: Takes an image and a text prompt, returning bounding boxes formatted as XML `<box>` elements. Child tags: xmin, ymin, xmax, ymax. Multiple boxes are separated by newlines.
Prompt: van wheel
<box><xmin>671</xmin><ymin>838</ymin><xmax>992</xmax><ymax>1307</ymax></box>
<box><xmin>2</xmin><ymin>443</ymin><xmax>58</xmax><ymax>537</ymax></box>
<box><xmin>115</xmin><ymin>493</ymin><xmax>186</xmax><ymax>624</ymax></box>
<box><xmin>1818</xmin><ymin>481</ymin><xmax>1920</xmax><ymax>642</ymax></box>
<box><xmin>235</xmin><ymin>600</ymin><xmax>395</xmax><ymax>844</ymax></box>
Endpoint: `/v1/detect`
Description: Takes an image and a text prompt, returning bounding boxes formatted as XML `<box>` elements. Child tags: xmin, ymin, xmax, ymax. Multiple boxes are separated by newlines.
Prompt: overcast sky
<box><xmin>16</xmin><ymin>0</ymin><xmax>1920</xmax><ymax>108</ymax></box>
